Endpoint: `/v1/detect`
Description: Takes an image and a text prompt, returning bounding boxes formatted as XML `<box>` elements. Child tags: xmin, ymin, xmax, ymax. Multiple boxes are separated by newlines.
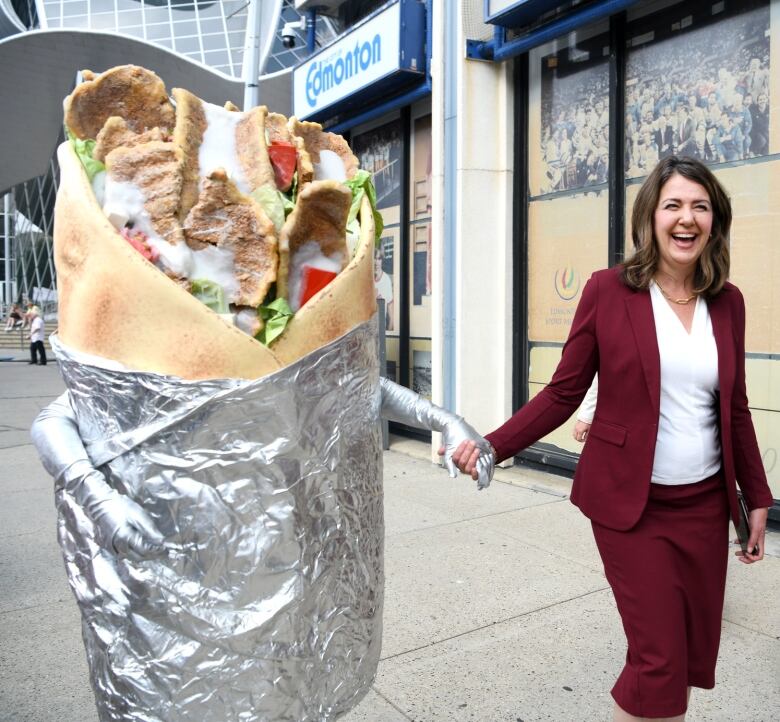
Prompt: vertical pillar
<box><xmin>430</xmin><ymin>0</ymin><xmax>450</xmax><ymax>460</ymax></box>
<box><xmin>3</xmin><ymin>193</ymin><xmax>11</xmax><ymax>307</ymax></box>
<box><xmin>243</xmin><ymin>0</ymin><xmax>262</xmax><ymax>110</ymax></box>
<box><xmin>307</xmin><ymin>9</ymin><xmax>317</xmax><ymax>55</ymax></box>
<box><xmin>432</xmin><ymin>4</ymin><xmax>515</xmax><ymax>461</ymax></box>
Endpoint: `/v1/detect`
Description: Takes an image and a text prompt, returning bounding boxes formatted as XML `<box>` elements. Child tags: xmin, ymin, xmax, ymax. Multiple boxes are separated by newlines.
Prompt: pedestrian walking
<box><xmin>29</xmin><ymin>307</ymin><xmax>47</xmax><ymax>365</ymax></box>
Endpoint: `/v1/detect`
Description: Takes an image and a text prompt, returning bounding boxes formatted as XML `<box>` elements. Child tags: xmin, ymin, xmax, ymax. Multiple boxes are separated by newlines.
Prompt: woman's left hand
<box><xmin>735</xmin><ymin>506</ymin><xmax>768</xmax><ymax>564</ymax></box>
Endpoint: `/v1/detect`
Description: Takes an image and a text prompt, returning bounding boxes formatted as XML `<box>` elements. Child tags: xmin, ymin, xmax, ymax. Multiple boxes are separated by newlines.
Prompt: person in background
<box><xmin>729</xmin><ymin>93</ymin><xmax>751</xmax><ymax>159</ymax></box>
<box><xmin>3</xmin><ymin>303</ymin><xmax>23</xmax><ymax>331</ymax></box>
<box><xmin>28</xmin><ymin>306</ymin><xmax>46</xmax><ymax>366</ymax></box>
<box><xmin>743</xmin><ymin>57</ymin><xmax>769</xmax><ymax>104</ymax></box>
<box><xmin>21</xmin><ymin>298</ymin><xmax>34</xmax><ymax>330</ymax></box>
<box><xmin>451</xmin><ymin>156</ymin><xmax>772</xmax><ymax>722</ymax></box>
<box><xmin>713</xmin><ymin>112</ymin><xmax>744</xmax><ymax>162</ymax></box>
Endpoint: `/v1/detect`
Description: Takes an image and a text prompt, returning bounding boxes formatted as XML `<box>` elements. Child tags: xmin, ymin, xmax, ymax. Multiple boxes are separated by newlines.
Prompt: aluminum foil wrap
<box><xmin>51</xmin><ymin>318</ymin><xmax>384</xmax><ymax>722</ymax></box>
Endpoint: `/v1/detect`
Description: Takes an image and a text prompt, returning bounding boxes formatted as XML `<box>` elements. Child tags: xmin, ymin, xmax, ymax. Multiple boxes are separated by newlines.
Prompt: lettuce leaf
<box><xmin>344</xmin><ymin>170</ymin><xmax>384</xmax><ymax>247</ymax></box>
<box><xmin>250</xmin><ymin>185</ymin><xmax>285</xmax><ymax>233</ymax></box>
<box><xmin>256</xmin><ymin>297</ymin><xmax>293</xmax><ymax>345</ymax></box>
<box><xmin>251</xmin><ymin>184</ymin><xmax>295</xmax><ymax>234</ymax></box>
<box><xmin>190</xmin><ymin>279</ymin><xmax>228</xmax><ymax>314</ymax></box>
<box><xmin>289</xmin><ymin>170</ymin><xmax>299</xmax><ymax>204</ymax></box>
<box><xmin>66</xmin><ymin>128</ymin><xmax>105</xmax><ymax>182</ymax></box>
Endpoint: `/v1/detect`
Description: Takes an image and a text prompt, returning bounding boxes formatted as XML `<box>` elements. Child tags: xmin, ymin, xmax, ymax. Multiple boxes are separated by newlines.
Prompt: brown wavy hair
<box><xmin>621</xmin><ymin>156</ymin><xmax>731</xmax><ymax>297</ymax></box>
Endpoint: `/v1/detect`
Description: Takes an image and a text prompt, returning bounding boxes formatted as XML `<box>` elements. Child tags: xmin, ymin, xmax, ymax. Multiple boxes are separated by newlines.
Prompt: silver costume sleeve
<box><xmin>31</xmin><ymin>392</ymin><xmax>165</xmax><ymax>559</ymax></box>
<box><xmin>379</xmin><ymin>377</ymin><xmax>495</xmax><ymax>489</ymax></box>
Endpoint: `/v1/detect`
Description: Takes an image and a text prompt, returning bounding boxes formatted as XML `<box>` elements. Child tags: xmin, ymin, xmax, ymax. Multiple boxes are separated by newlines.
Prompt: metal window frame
<box><xmin>512</xmin><ymin>11</ymin><xmax>626</xmax><ymax>476</ymax></box>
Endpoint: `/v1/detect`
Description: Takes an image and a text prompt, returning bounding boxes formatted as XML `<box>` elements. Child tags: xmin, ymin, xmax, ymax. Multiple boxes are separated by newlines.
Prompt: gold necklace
<box><xmin>654</xmin><ymin>278</ymin><xmax>697</xmax><ymax>305</ymax></box>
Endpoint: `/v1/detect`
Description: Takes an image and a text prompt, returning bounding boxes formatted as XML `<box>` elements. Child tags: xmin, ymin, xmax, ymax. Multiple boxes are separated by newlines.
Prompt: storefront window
<box><xmin>532</xmin><ymin>47</ymin><xmax>610</xmax><ymax>196</ymax></box>
<box><xmin>352</xmin><ymin>117</ymin><xmax>403</xmax><ymax>383</ymax></box>
<box><xmin>351</xmin><ymin>106</ymin><xmax>433</xmax><ymax>402</ymax></box>
<box><xmin>409</xmin><ymin>111</ymin><xmax>433</xmax><ymax>399</ymax></box>
<box><xmin>526</xmin><ymin>23</ymin><xmax>610</xmax><ymax>461</ymax></box>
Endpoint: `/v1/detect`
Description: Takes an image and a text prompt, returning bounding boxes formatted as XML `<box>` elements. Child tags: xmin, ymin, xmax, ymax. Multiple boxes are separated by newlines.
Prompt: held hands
<box><xmin>438</xmin><ymin>423</ymin><xmax>496</xmax><ymax>490</ymax></box>
<box><xmin>378</xmin><ymin>378</ymin><xmax>495</xmax><ymax>489</ymax></box>
<box><xmin>443</xmin><ymin>436</ymin><xmax>496</xmax><ymax>490</ymax></box>
<box><xmin>735</xmin><ymin>506</ymin><xmax>768</xmax><ymax>565</ymax></box>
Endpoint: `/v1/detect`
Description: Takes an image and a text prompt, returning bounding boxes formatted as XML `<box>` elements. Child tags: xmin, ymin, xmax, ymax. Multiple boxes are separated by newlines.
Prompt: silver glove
<box><xmin>379</xmin><ymin>377</ymin><xmax>495</xmax><ymax>489</ymax></box>
<box><xmin>31</xmin><ymin>392</ymin><xmax>165</xmax><ymax>559</ymax></box>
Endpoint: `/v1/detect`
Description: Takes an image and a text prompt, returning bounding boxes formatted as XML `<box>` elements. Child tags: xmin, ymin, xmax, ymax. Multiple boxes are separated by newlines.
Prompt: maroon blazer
<box><xmin>486</xmin><ymin>267</ymin><xmax>773</xmax><ymax>531</ymax></box>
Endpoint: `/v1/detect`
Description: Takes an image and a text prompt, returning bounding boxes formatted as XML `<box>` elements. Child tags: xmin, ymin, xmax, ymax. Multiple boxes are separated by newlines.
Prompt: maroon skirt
<box><xmin>591</xmin><ymin>471</ymin><xmax>730</xmax><ymax>718</ymax></box>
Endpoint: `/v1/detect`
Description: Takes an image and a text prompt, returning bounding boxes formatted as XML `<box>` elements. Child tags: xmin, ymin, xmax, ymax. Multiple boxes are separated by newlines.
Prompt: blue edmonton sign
<box><xmin>304</xmin><ymin>34</ymin><xmax>382</xmax><ymax>108</ymax></box>
<box><xmin>293</xmin><ymin>0</ymin><xmax>425</xmax><ymax>121</ymax></box>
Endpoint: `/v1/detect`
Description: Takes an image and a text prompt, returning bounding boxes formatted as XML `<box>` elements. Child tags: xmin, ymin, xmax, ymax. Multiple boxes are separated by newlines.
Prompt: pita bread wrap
<box><xmin>54</xmin><ymin>67</ymin><xmax>377</xmax><ymax>381</ymax></box>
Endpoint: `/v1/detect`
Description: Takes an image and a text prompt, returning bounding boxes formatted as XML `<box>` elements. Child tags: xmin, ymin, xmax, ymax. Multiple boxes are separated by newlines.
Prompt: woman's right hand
<box><xmin>572</xmin><ymin>420</ymin><xmax>591</xmax><ymax>443</ymax></box>
<box><xmin>450</xmin><ymin>439</ymin><xmax>492</xmax><ymax>479</ymax></box>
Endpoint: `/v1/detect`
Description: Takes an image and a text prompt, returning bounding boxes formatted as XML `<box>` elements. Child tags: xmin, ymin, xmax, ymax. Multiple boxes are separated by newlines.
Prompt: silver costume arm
<box><xmin>379</xmin><ymin>377</ymin><xmax>495</xmax><ymax>489</ymax></box>
<box><xmin>31</xmin><ymin>392</ymin><xmax>165</xmax><ymax>559</ymax></box>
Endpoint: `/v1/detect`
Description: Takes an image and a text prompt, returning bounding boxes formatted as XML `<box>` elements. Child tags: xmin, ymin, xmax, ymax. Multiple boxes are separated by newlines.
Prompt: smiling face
<box><xmin>653</xmin><ymin>174</ymin><xmax>714</xmax><ymax>277</ymax></box>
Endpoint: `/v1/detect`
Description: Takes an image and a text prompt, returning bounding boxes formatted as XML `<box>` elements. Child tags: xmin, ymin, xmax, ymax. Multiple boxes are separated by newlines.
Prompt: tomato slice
<box><xmin>300</xmin><ymin>265</ymin><xmax>338</xmax><ymax>307</ymax></box>
<box><xmin>120</xmin><ymin>227</ymin><xmax>159</xmax><ymax>263</ymax></box>
<box><xmin>267</xmin><ymin>142</ymin><xmax>297</xmax><ymax>191</ymax></box>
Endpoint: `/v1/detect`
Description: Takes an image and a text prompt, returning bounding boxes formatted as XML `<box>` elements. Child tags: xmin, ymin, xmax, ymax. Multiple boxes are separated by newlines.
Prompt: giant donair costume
<box><xmin>32</xmin><ymin>66</ymin><xmax>494</xmax><ymax>721</ymax></box>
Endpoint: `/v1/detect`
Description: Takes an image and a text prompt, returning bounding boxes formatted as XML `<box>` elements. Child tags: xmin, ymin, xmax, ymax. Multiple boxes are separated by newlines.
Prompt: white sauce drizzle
<box><xmin>101</xmin><ymin>176</ymin><xmax>239</xmax><ymax>301</ymax></box>
<box><xmin>313</xmin><ymin>149</ymin><xmax>347</xmax><ymax>182</ymax></box>
<box><xmin>288</xmin><ymin>240</ymin><xmax>343</xmax><ymax>312</ymax></box>
<box><xmin>199</xmin><ymin>102</ymin><xmax>250</xmax><ymax>193</ymax></box>
<box><xmin>235</xmin><ymin>308</ymin><xmax>260</xmax><ymax>336</ymax></box>
<box><xmin>190</xmin><ymin>244</ymin><xmax>239</xmax><ymax>301</ymax></box>
<box><xmin>346</xmin><ymin>225</ymin><xmax>360</xmax><ymax>258</ymax></box>
<box><xmin>92</xmin><ymin>170</ymin><xmax>106</xmax><ymax>207</ymax></box>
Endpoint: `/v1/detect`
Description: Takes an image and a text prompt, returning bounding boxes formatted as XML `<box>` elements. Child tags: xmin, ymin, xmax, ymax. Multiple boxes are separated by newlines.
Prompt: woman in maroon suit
<box><xmin>452</xmin><ymin>156</ymin><xmax>772</xmax><ymax>721</ymax></box>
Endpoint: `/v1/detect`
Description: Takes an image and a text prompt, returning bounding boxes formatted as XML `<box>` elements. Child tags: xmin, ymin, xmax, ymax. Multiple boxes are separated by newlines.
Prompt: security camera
<box><xmin>281</xmin><ymin>17</ymin><xmax>306</xmax><ymax>49</ymax></box>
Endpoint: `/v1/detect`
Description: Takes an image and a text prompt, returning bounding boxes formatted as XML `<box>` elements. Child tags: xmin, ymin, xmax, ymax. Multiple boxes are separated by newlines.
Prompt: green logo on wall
<box><xmin>554</xmin><ymin>267</ymin><xmax>580</xmax><ymax>301</ymax></box>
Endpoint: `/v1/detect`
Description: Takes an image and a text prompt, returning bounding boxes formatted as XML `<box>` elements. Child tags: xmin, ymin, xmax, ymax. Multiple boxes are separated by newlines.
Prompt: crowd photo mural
<box><xmin>538</xmin><ymin>51</ymin><xmax>610</xmax><ymax>195</ymax></box>
<box><xmin>535</xmin><ymin>1</ymin><xmax>771</xmax><ymax>195</ymax></box>
<box><xmin>625</xmin><ymin>1</ymin><xmax>770</xmax><ymax>177</ymax></box>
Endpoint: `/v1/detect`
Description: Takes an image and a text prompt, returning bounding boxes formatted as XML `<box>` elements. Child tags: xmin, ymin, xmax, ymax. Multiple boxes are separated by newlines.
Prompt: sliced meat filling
<box><xmin>93</xmin><ymin>117</ymin><xmax>168</xmax><ymax>163</ymax></box>
<box><xmin>173</xmin><ymin>95</ymin><xmax>276</xmax><ymax>211</ymax></box>
<box><xmin>172</xmin><ymin>87</ymin><xmax>207</xmax><ymax>221</ymax></box>
<box><xmin>235</xmin><ymin>106</ymin><xmax>277</xmax><ymax>191</ymax></box>
<box><xmin>277</xmin><ymin>181</ymin><xmax>351</xmax><ymax>311</ymax></box>
<box><xmin>183</xmin><ymin>170</ymin><xmax>278</xmax><ymax>308</ymax></box>
<box><xmin>65</xmin><ymin>65</ymin><xmax>174</xmax><ymax>141</ymax></box>
<box><xmin>288</xmin><ymin>118</ymin><xmax>359</xmax><ymax>186</ymax></box>
<box><xmin>103</xmin><ymin>141</ymin><xmax>185</xmax><ymax>253</ymax></box>
<box><xmin>266</xmin><ymin>113</ymin><xmax>291</xmax><ymax>144</ymax></box>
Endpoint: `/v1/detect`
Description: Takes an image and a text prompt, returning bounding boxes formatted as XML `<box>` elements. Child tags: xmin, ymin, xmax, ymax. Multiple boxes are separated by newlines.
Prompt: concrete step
<box><xmin>0</xmin><ymin>331</ymin><xmax>52</xmax><ymax>351</ymax></box>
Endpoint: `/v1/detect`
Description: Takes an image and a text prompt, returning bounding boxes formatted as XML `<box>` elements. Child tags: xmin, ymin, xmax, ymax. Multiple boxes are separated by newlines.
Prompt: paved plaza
<box><xmin>1</xmin><ymin>358</ymin><xmax>778</xmax><ymax>721</ymax></box>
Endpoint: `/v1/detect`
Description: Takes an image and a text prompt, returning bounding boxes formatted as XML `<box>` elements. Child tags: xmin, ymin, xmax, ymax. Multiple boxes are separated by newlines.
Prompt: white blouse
<box><xmin>649</xmin><ymin>282</ymin><xmax>721</xmax><ymax>484</ymax></box>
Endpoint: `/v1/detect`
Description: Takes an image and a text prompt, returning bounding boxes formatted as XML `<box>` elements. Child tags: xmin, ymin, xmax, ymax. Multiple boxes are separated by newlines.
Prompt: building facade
<box><xmin>1</xmin><ymin>0</ymin><xmax>777</xmax><ymax>513</ymax></box>
<box><xmin>298</xmin><ymin>0</ymin><xmax>779</xmax><ymax>514</ymax></box>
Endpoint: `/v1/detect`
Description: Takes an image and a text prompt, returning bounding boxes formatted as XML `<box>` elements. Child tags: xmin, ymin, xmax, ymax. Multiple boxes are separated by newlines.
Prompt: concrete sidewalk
<box><xmin>0</xmin><ymin>360</ymin><xmax>777</xmax><ymax>722</ymax></box>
